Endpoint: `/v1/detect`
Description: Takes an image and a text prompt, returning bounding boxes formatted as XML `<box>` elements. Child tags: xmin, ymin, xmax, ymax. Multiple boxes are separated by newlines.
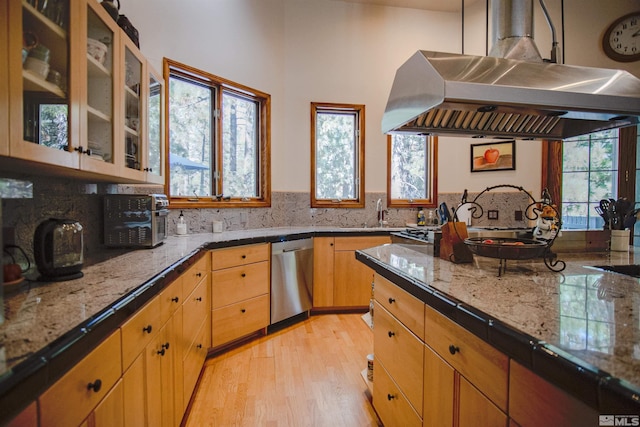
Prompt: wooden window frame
<box><xmin>310</xmin><ymin>102</ymin><xmax>365</xmax><ymax>208</ymax></box>
<box><xmin>387</xmin><ymin>134</ymin><xmax>438</xmax><ymax>208</ymax></box>
<box><xmin>163</xmin><ymin>58</ymin><xmax>271</xmax><ymax>209</ymax></box>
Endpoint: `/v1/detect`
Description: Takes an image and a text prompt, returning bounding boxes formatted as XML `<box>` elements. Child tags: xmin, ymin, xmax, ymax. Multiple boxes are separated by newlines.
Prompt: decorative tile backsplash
<box><xmin>2</xmin><ymin>175</ymin><xmax>537</xmax><ymax>266</ymax></box>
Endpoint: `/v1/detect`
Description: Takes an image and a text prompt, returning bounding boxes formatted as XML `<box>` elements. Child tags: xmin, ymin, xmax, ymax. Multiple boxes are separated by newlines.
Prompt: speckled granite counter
<box><xmin>355</xmin><ymin>244</ymin><xmax>640</xmax><ymax>413</ymax></box>
<box><xmin>0</xmin><ymin>226</ymin><xmax>397</xmax><ymax>424</ymax></box>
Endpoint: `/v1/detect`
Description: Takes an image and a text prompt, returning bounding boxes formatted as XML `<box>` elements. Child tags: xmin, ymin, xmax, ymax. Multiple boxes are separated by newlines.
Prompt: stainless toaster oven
<box><xmin>104</xmin><ymin>194</ymin><xmax>169</xmax><ymax>248</ymax></box>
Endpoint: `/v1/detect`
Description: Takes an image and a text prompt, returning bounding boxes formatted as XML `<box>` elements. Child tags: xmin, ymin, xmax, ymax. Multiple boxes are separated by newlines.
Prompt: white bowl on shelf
<box><xmin>87</xmin><ymin>38</ymin><xmax>108</xmax><ymax>65</ymax></box>
<box><xmin>24</xmin><ymin>57</ymin><xmax>50</xmax><ymax>79</ymax></box>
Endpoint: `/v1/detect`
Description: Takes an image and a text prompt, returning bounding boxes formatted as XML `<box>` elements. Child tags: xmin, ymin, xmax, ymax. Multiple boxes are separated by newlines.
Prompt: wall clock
<box><xmin>602</xmin><ymin>11</ymin><xmax>640</xmax><ymax>62</ymax></box>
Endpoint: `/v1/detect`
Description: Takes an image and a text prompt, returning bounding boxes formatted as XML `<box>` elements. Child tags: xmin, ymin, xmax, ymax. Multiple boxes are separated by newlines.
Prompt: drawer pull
<box><xmin>196</xmin><ymin>297</ymin><xmax>203</xmax><ymax>302</ymax></box>
<box><xmin>157</xmin><ymin>348</ymin><xmax>166</xmax><ymax>356</ymax></box>
<box><xmin>448</xmin><ymin>345</ymin><xmax>460</xmax><ymax>355</ymax></box>
<box><xmin>143</xmin><ymin>325</ymin><xmax>153</xmax><ymax>334</ymax></box>
<box><xmin>388</xmin><ymin>297</ymin><xmax>396</xmax><ymax>304</ymax></box>
<box><xmin>387</xmin><ymin>393</ymin><xmax>396</xmax><ymax>401</ymax></box>
<box><xmin>171</xmin><ymin>296</ymin><xmax>179</xmax><ymax>303</ymax></box>
<box><xmin>196</xmin><ymin>272</ymin><xmax>202</xmax><ymax>277</ymax></box>
<box><xmin>241</xmin><ymin>255</ymin><xmax>247</xmax><ymax>259</ymax></box>
<box><xmin>241</xmin><ymin>273</ymin><xmax>246</xmax><ymax>277</ymax></box>
<box><xmin>162</xmin><ymin>342</ymin><xmax>170</xmax><ymax>350</ymax></box>
<box><xmin>241</xmin><ymin>308</ymin><xmax>246</xmax><ymax>313</ymax></box>
<box><xmin>197</xmin><ymin>344</ymin><xmax>203</xmax><ymax>349</ymax></box>
<box><xmin>388</xmin><ymin>331</ymin><xmax>395</xmax><ymax>338</ymax></box>
<box><xmin>87</xmin><ymin>379</ymin><xmax>102</xmax><ymax>393</ymax></box>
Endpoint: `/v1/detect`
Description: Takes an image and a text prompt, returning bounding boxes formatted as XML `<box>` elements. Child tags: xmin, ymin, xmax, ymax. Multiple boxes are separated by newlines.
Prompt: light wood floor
<box><xmin>183</xmin><ymin>313</ymin><xmax>382</xmax><ymax>427</ymax></box>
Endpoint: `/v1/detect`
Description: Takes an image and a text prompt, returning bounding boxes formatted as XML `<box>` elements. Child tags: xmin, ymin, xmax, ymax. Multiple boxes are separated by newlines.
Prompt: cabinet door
<box><xmin>123</xmin><ymin>353</ymin><xmax>146</xmax><ymax>427</ymax></box>
<box><xmin>79</xmin><ymin>0</ymin><xmax>120</xmax><ymax>176</ymax></box>
<box><xmin>92</xmin><ymin>379</ymin><xmax>125</xmax><ymax>427</ymax></box>
<box><xmin>145</xmin><ymin>62</ymin><xmax>165</xmax><ymax>184</ymax></box>
<box><xmin>458</xmin><ymin>376</ymin><xmax>507</xmax><ymax>427</ymax></box>
<box><xmin>423</xmin><ymin>344</ymin><xmax>454</xmax><ymax>427</ymax></box>
<box><xmin>8</xmin><ymin>0</ymin><xmax>79</xmax><ymax>168</ymax></box>
<box><xmin>145</xmin><ymin>322</ymin><xmax>175</xmax><ymax>427</ymax></box>
<box><xmin>119</xmin><ymin>36</ymin><xmax>145</xmax><ymax>180</ymax></box>
<box><xmin>312</xmin><ymin>237</ymin><xmax>334</xmax><ymax>307</ymax></box>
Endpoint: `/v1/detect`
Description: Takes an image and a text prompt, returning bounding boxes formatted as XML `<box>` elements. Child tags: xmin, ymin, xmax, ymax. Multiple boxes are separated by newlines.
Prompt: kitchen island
<box><xmin>355</xmin><ymin>243</ymin><xmax>640</xmax><ymax>421</ymax></box>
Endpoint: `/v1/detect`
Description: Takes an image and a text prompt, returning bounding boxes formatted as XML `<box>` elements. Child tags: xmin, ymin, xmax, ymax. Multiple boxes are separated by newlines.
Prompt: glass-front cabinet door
<box><xmin>80</xmin><ymin>0</ymin><xmax>119</xmax><ymax>175</ymax></box>
<box><xmin>8</xmin><ymin>0</ymin><xmax>78</xmax><ymax>169</ymax></box>
<box><xmin>120</xmin><ymin>38</ymin><xmax>144</xmax><ymax>180</ymax></box>
<box><xmin>145</xmin><ymin>64</ymin><xmax>165</xmax><ymax>184</ymax></box>
<box><xmin>1</xmin><ymin>2</ymin><xmax>10</xmax><ymax>156</ymax></box>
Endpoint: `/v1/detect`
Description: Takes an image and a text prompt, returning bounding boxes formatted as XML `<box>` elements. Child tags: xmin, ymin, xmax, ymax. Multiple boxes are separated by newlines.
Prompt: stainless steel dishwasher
<box><xmin>270</xmin><ymin>238</ymin><xmax>313</xmax><ymax>324</ymax></box>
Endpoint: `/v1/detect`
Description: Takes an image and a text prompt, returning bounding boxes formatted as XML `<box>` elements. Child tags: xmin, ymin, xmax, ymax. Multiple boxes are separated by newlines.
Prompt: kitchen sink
<box><xmin>590</xmin><ymin>264</ymin><xmax>640</xmax><ymax>278</ymax></box>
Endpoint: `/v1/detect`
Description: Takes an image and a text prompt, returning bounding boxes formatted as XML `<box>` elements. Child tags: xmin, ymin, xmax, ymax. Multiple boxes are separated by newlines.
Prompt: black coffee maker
<box><xmin>34</xmin><ymin>218</ymin><xmax>84</xmax><ymax>281</ymax></box>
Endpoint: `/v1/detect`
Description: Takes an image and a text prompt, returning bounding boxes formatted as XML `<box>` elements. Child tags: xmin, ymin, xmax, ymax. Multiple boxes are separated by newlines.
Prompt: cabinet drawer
<box><xmin>183</xmin><ymin>254</ymin><xmax>209</xmax><ymax>297</ymax></box>
<box><xmin>334</xmin><ymin>236</ymin><xmax>390</xmax><ymax>251</ymax></box>
<box><xmin>39</xmin><ymin>331</ymin><xmax>122</xmax><ymax>427</ymax></box>
<box><xmin>458</xmin><ymin>376</ymin><xmax>507</xmax><ymax>427</ymax></box>
<box><xmin>373</xmin><ymin>362</ymin><xmax>422</xmax><ymax>427</ymax></box>
<box><xmin>424</xmin><ymin>305</ymin><xmax>508</xmax><ymax>411</ymax></box>
<box><xmin>211</xmin><ymin>243</ymin><xmax>270</xmax><ymax>270</ymax></box>
<box><xmin>183</xmin><ymin>277</ymin><xmax>210</xmax><ymax>343</ymax></box>
<box><xmin>374</xmin><ymin>302</ymin><xmax>424</xmax><ymax>415</ymax></box>
<box><xmin>121</xmin><ymin>297</ymin><xmax>161</xmax><ymax>371</ymax></box>
<box><xmin>375</xmin><ymin>274</ymin><xmax>425</xmax><ymax>340</ymax></box>
<box><xmin>159</xmin><ymin>276</ymin><xmax>184</xmax><ymax>326</ymax></box>
<box><xmin>509</xmin><ymin>360</ymin><xmax>598</xmax><ymax>427</ymax></box>
<box><xmin>211</xmin><ymin>261</ymin><xmax>269</xmax><ymax>308</ymax></box>
<box><xmin>211</xmin><ymin>294</ymin><xmax>269</xmax><ymax>347</ymax></box>
<box><xmin>183</xmin><ymin>316</ymin><xmax>210</xmax><ymax>408</ymax></box>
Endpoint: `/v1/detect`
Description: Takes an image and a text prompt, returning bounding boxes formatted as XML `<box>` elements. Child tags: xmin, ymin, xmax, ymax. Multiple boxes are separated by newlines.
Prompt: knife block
<box><xmin>440</xmin><ymin>222</ymin><xmax>473</xmax><ymax>263</ymax></box>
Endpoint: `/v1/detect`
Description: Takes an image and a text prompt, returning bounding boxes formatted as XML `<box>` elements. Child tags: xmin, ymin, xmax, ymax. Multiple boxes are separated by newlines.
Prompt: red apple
<box><xmin>484</xmin><ymin>147</ymin><xmax>500</xmax><ymax>164</ymax></box>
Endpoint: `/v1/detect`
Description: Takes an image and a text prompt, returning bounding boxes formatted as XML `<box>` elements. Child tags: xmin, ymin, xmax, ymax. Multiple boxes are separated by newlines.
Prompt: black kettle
<box><xmin>100</xmin><ymin>0</ymin><xmax>120</xmax><ymax>21</ymax></box>
<box><xmin>34</xmin><ymin>218</ymin><xmax>84</xmax><ymax>281</ymax></box>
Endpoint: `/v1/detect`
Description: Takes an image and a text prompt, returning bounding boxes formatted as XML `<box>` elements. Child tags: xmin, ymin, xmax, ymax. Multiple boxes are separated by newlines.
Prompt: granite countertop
<box><xmin>356</xmin><ymin>243</ymin><xmax>640</xmax><ymax>412</ymax></box>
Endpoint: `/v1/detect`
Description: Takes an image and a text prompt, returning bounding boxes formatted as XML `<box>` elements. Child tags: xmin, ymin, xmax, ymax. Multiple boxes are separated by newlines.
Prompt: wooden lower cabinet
<box><xmin>145</xmin><ymin>321</ymin><xmax>177</xmax><ymax>427</ymax></box>
<box><xmin>211</xmin><ymin>294</ymin><xmax>270</xmax><ymax>347</ymax></box>
<box><xmin>509</xmin><ymin>360</ymin><xmax>598</xmax><ymax>427</ymax></box>
<box><xmin>123</xmin><ymin>354</ymin><xmax>146</xmax><ymax>427</ymax></box>
<box><xmin>373</xmin><ymin>361</ymin><xmax>422</xmax><ymax>427</ymax></box>
<box><xmin>315</xmin><ymin>236</ymin><xmax>390</xmax><ymax>308</ymax></box>
<box><xmin>39</xmin><ymin>331</ymin><xmax>122</xmax><ymax>427</ymax></box>
<box><xmin>423</xmin><ymin>344</ymin><xmax>454</xmax><ymax>427</ymax></box>
<box><xmin>88</xmin><ymin>379</ymin><xmax>125</xmax><ymax>427</ymax></box>
<box><xmin>6</xmin><ymin>402</ymin><xmax>37</xmax><ymax>427</ymax></box>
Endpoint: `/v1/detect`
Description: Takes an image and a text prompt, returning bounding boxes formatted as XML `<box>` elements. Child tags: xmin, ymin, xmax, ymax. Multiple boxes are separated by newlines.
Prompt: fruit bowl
<box><xmin>464</xmin><ymin>237</ymin><xmax>548</xmax><ymax>260</ymax></box>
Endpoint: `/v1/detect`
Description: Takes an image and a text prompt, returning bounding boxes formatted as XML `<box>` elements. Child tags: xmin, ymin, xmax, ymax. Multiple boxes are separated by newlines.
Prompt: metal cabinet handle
<box><xmin>87</xmin><ymin>379</ymin><xmax>102</xmax><ymax>392</ymax></box>
<box><xmin>449</xmin><ymin>345</ymin><xmax>460</xmax><ymax>355</ymax></box>
<box><xmin>388</xmin><ymin>297</ymin><xmax>395</xmax><ymax>304</ymax></box>
<box><xmin>143</xmin><ymin>325</ymin><xmax>152</xmax><ymax>334</ymax></box>
<box><xmin>388</xmin><ymin>331</ymin><xmax>395</xmax><ymax>338</ymax></box>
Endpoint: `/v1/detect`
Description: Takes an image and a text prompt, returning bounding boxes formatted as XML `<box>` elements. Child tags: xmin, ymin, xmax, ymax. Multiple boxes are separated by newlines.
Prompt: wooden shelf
<box><xmin>23</xmin><ymin>70</ymin><xmax>66</xmax><ymax>98</ymax></box>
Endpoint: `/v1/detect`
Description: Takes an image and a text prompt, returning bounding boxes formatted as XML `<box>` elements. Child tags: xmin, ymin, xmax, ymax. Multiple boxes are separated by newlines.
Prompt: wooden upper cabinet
<box><xmin>8</xmin><ymin>0</ymin><xmax>79</xmax><ymax>168</ymax></box>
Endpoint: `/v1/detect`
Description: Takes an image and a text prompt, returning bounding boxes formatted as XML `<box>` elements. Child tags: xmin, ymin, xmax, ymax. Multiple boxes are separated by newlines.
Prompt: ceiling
<box><xmin>337</xmin><ymin>0</ymin><xmax>481</xmax><ymax>12</ymax></box>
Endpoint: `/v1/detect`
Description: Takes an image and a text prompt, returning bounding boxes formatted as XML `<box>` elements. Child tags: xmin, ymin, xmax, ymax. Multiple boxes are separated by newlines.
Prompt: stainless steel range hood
<box><xmin>382</xmin><ymin>1</ymin><xmax>640</xmax><ymax>139</ymax></box>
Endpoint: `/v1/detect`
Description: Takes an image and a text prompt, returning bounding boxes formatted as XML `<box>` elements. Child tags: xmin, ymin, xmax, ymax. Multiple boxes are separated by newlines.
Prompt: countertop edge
<box><xmin>354</xmin><ymin>249</ymin><xmax>640</xmax><ymax>414</ymax></box>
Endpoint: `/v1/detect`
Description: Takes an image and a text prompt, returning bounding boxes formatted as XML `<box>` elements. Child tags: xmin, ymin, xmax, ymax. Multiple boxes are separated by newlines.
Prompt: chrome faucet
<box><xmin>376</xmin><ymin>198</ymin><xmax>385</xmax><ymax>227</ymax></box>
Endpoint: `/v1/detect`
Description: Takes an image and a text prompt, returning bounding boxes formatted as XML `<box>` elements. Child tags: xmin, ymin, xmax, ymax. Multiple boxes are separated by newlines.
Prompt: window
<box><xmin>164</xmin><ymin>58</ymin><xmax>270</xmax><ymax>208</ymax></box>
<box><xmin>561</xmin><ymin>130</ymin><xmax>619</xmax><ymax>230</ymax></box>
<box><xmin>311</xmin><ymin>103</ymin><xmax>364</xmax><ymax>208</ymax></box>
<box><xmin>387</xmin><ymin>134</ymin><xmax>438</xmax><ymax>208</ymax></box>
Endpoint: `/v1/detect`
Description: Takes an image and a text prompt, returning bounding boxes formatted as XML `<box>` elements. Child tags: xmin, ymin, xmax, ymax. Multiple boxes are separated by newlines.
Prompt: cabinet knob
<box><xmin>87</xmin><ymin>379</ymin><xmax>102</xmax><ymax>393</ymax></box>
<box><xmin>143</xmin><ymin>325</ymin><xmax>153</xmax><ymax>334</ymax></box>
<box><xmin>171</xmin><ymin>296</ymin><xmax>179</xmax><ymax>303</ymax></box>
<box><xmin>74</xmin><ymin>146</ymin><xmax>85</xmax><ymax>154</ymax></box>
<box><xmin>197</xmin><ymin>344</ymin><xmax>203</xmax><ymax>349</ymax></box>
<box><xmin>387</xmin><ymin>331</ymin><xmax>395</xmax><ymax>338</ymax></box>
<box><xmin>196</xmin><ymin>272</ymin><xmax>202</xmax><ymax>277</ymax></box>
<box><xmin>157</xmin><ymin>348</ymin><xmax>166</xmax><ymax>356</ymax></box>
<box><xmin>448</xmin><ymin>345</ymin><xmax>460</xmax><ymax>355</ymax></box>
<box><xmin>388</xmin><ymin>297</ymin><xmax>395</xmax><ymax>304</ymax></box>
<box><xmin>196</xmin><ymin>297</ymin><xmax>202</xmax><ymax>302</ymax></box>
<box><xmin>241</xmin><ymin>255</ymin><xmax>247</xmax><ymax>259</ymax></box>
<box><xmin>162</xmin><ymin>342</ymin><xmax>170</xmax><ymax>350</ymax></box>
<box><xmin>241</xmin><ymin>273</ymin><xmax>246</xmax><ymax>278</ymax></box>
<box><xmin>241</xmin><ymin>308</ymin><xmax>246</xmax><ymax>313</ymax></box>
<box><xmin>387</xmin><ymin>393</ymin><xmax>396</xmax><ymax>401</ymax></box>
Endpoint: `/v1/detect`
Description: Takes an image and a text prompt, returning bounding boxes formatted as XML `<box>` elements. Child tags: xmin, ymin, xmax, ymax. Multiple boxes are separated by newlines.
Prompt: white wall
<box><xmin>120</xmin><ymin>0</ymin><xmax>639</xmax><ymax>199</ymax></box>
